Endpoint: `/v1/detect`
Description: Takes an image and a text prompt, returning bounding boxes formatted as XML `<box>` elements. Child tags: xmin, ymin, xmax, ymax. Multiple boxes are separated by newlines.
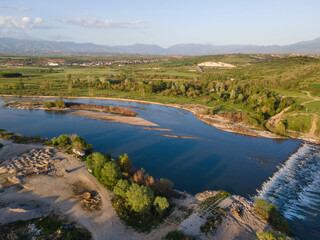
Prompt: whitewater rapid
<box><xmin>256</xmin><ymin>142</ymin><xmax>320</xmax><ymax>221</ymax></box>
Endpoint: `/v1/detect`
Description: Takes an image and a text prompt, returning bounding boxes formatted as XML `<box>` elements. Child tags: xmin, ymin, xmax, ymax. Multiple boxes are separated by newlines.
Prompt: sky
<box><xmin>0</xmin><ymin>0</ymin><xmax>319</xmax><ymax>47</ymax></box>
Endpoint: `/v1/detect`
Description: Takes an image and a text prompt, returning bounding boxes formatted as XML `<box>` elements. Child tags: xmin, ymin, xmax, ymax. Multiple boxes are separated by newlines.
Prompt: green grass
<box><xmin>1</xmin><ymin>54</ymin><xmax>320</xmax><ymax>139</ymax></box>
<box><xmin>285</xmin><ymin>115</ymin><xmax>313</xmax><ymax>133</ymax></box>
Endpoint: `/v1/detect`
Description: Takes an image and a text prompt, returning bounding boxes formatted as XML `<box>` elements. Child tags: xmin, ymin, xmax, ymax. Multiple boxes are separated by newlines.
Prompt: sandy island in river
<box><xmin>162</xmin><ymin>134</ymin><xmax>198</xmax><ymax>139</ymax></box>
<box><xmin>69</xmin><ymin>110</ymin><xmax>159</xmax><ymax>127</ymax></box>
<box><xmin>142</xmin><ymin>127</ymin><xmax>172</xmax><ymax>131</ymax></box>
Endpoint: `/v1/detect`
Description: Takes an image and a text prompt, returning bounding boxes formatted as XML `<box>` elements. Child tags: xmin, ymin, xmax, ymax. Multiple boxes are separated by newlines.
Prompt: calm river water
<box><xmin>3</xmin><ymin>97</ymin><xmax>320</xmax><ymax>239</ymax></box>
<box><xmin>0</xmin><ymin>97</ymin><xmax>300</xmax><ymax>196</ymax></box>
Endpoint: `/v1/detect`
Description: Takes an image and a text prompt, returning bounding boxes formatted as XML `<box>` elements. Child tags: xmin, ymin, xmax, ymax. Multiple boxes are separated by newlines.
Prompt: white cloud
<box><xmin>61</xmin><ymin>18</ymin><xmax>144</xmax><ymax>29</ymax></box>
<box><xmin>0</xmin><ymin>16</ymin><xmax>48</xmax><ymax>29</ymax></box>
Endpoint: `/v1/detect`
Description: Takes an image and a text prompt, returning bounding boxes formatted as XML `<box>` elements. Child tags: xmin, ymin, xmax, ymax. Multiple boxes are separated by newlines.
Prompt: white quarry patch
<box><xmin>198</xmin><ymin>61</ymin><xmax>236</xmax><ymax>68</ymax></box>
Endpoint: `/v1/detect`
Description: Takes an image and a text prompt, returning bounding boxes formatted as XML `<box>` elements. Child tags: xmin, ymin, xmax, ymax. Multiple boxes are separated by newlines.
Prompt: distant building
<box><xmin>48</xmin><ymin>62</ymin><xmax>59</xmax><ymax>66</ymax></box>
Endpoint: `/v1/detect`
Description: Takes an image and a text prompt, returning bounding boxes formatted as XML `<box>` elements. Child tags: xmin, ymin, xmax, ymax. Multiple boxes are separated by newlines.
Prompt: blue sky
<box><xmin>0</xmin><ymin>0</ymin><xmax>319</xmax><ymax>47</ymax></box>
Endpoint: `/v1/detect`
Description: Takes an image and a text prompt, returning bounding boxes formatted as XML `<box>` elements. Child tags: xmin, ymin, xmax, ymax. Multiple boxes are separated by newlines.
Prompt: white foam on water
<box><xmin>256</xmin><ymin>142</ymin><xmax>320</xmax><ymax>221</ymax></box>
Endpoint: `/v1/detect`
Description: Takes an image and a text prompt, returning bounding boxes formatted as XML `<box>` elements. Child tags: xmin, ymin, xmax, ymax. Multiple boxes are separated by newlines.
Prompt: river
<box><xmin>1</xmin><ymin>97</ymin><xmax>318</xmax><ymax>239</ymax></box>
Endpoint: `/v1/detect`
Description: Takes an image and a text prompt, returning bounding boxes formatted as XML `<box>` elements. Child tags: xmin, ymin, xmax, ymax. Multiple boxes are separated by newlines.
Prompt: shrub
<box><xmin>71</xmin><ymin>135</ymin><xmax>92</xmax><ymax>151</ymax></box>
<box><xmin>118</xmin><ymin>153</ymin><xmax>132</xmax><ymax>172</ymax></box>
<box><xmin>86</xmin><ymin>152</ymin><xmax>109</xmax><ymax>180</ymax></box>
<box><xmin>153</xmin><ymin>196</ymin><xmax>169</xmax><ymax>215</ymax></box>
<box><xmin>43</xmin><ymin>101</ymin><xmax>54</xmax><ymax>108</ymax></box>
<box><xmin>126</xmin><ymin>183</ymin><xmax>154</xmax><ymax>213</ymax></box>
<box><xmin>256</xmin><ymin>230</ymin><xmax>291</xmax><ymax>240</ymax></box>
<box><xmin>254</xmin><ymin>199</ymin><xmax>292</xmax><ymax>235</ymax></box>
<box><xmin>156</xmin><ymin>178</ymin><xmax>174</xmax><ymax>197</ymax></box>
<box><xmin>200</xmin><ymin>219</ymin><xmax>215</xmax><ymax>233</ymax></box>
<box><xmin>54</xmin><ymin>99</ymin><xmax>66</xmax><ymax>108</ymax></box>
<box><xmin>0</xmin><ymin>143</ymin><xmax>3</xmax><ymax>148</ymax></box>
<box><xmin>57</xmin><ymin>134</ymin><xmax>71</xmax><ymax>147</ymax></box>
<box><xmin>51</xmin><ymin>137</ymin><xmax>59</xmax><ymax>146</ymax></box>
<box><xmin>165</xmin><ymin>230</ymin><xmax>194</xmax><ymax>240</ymax></box>
<box><xmin>100</xmin><ymin>161</ymin><xmax>121</xmax><ymax>189</ymax></box>
<box><xmin>114</xmin><ymin>179</ymin><xmax>130</xmax><ymax>198</ymax></box>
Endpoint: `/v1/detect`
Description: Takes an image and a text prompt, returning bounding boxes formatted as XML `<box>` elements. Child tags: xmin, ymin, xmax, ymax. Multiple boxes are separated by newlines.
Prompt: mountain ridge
<box><xmin>1</xmin><ymin>37</ymin><xmax>320</xmax><ymax>55</ymax></box>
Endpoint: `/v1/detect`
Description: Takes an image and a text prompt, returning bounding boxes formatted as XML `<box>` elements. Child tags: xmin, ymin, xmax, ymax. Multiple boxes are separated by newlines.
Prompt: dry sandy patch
<box><xmin>69</xmin><ymin>110</ymin><xmax>159</xmax><ymax>127</ymax></box>
<box><xmin>198</xmin><ymin>62</ymin><xmax>236</xmax><ymax>68</ymax></box>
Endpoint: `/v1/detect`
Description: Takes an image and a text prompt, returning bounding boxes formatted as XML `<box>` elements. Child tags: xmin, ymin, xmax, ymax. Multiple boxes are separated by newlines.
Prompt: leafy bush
<box><xmin>43</xmin><ymin>101</ymin><xmax>54</xmax><ymax>108</ymax></box>
<box><xmin>156</xmin><ymin>178</ymin><xmax>174</xmax><ymax>197</ymax></box>
<box><xmin>200</xmin><ymin>219</ymin><xmax>215</xmax><ymax>233</ymax></box>
<box><xmin>165</xmin><ymin>230</ymin><xmax>194</xmax><ymax>240</ymax></box>
<box><xmin>153</xmin><ymin>196</ymin><xmax>169</xmax><ymax>215</ymax></box>
<box><xmin>54</xmin><ymin>99</ymin><xmax>66</xmax><ymax>108</ymax></box>
<box><xmin>112</xmin><ymin>195</ymin><xmax>164</xmax><ymax>233</ymax></box>
<box><xmin>118</xmin><ymin>153</ymin><xmax>132</xmax><ymax>172</ymax></box>
<box><xmin>43</xmin><ymin>100</ymin><xmax>65</xmax><ymax>109</ymax></box>
<box><xmin>114</xmin><ymin>179</ymin><xmax>130</xmax><ymax>198</ymax></box>
<box><xmin>71</xmin><ymin>135</ymin><xmax>92</xmax><ymax>151</ymax></box>
<box><xmin>126</xmin><ymin>183</ymin><xmax>154</xmax><ymax>213</ymax></box>
<box><xmin>0</xmin><ymin>129</ymin><xmax>44</xmax><ymax>144</ymax></box>
<box><xmin>0</xmin><ymin>143</ymin><xmax>3</xmax><ymax>148</ymax></box>
<box><xmin>256</xmin><ymin>230</ymin><xmax>291</xmax><ymax>240</ymax></box>
<box><xmin>254</xmin><ymin>199</ymin><xmax>292</xmax><ymax>235</ymax></box>
<box><xmin>57</xmin><ymin>134</ymin><xmax>71</xmax><ymax>147</ymax></box>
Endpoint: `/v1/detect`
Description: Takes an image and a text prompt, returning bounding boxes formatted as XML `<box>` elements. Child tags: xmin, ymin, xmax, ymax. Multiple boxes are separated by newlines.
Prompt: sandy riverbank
<box><xmin>0</xmin><ymin>139</ymin><xmax>274</xmax><ymax>239</ymax></box>
<box><xmin>0</xmin><ymin>139</ymin><xmax>175</xmax><ymax>239</ymax></box>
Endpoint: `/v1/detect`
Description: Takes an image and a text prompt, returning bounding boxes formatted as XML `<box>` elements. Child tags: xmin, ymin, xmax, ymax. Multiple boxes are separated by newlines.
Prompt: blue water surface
<box><xmin>0</xmin><ymin>97</ymin><xmax>301</xmax><ymax>196</ymax></box>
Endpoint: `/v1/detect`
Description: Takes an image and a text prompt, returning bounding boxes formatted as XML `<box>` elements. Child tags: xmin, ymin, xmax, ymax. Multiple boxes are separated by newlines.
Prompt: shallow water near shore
<box><xmin>2</xmin><ymin>97</ymin><xmax>318</xmax><ymax>238</ymax></box>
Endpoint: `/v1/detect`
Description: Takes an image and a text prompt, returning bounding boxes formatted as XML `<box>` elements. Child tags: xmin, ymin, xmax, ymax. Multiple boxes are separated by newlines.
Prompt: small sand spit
<box><xmin>163</xmin><ymin>134</ymin><xmax>197</xmax><ymax>139</ymax></box>
<box><xmin>142</xmin><ymin>127</ymin><xmax>172</xmax><ymax>131</ymax></box>
<box><xmin>69</xmin><ymin>110</ymin><xmax>159</xmax><ymax>127</ymax></box>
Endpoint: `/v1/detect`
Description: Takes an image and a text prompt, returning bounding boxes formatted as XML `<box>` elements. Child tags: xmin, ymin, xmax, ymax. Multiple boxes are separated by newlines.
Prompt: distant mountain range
<box><xmin>1</xmin><ymin>37</ymin><xmax>320</xmax><ymax>56</ymax></box>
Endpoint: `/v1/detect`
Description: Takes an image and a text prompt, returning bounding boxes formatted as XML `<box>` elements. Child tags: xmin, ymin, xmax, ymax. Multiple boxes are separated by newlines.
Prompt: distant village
<box><xmin>2</xmin><ymin>58</ymin><xmax>170</xmax><ymax>67</ymax></box>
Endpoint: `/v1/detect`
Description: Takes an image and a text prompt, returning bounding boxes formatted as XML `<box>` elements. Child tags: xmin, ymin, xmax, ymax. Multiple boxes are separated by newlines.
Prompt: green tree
<box><xmin>71</xmin><ymin>135</ymin><xmax>92</xmax><ymax>151</ymax></box>
<box><xmin>114</xmin><ymin>179</ymin><xmax>130</xmax><ymax>198</ymax></box>
<box><xmin>153</xmin><ymin>196</ymin><xmax>169</xmax><ymax>215</ymax></box>
<box><xmin>118</xmin><ymin>153</ymin><xmax>132</xmax><ymax>172</ymax></box>
<box><xmin>57</xmin><ymin>134</ymin><xmax>71</xmax><ymax>147</ymax></box>
<box><xmin>126</xmin><ymin>183</ymin><xmax>154</xmax><ymax>213</ymax></box>
<box><xmin>86</xmin><ymin>152</ymin><xmax>109</xmax><ymax>180</ymax></box>
<box><xmin>100</xmin><ymin>161</ymin><xmax>121</xmax><ymax>189</ymax></box>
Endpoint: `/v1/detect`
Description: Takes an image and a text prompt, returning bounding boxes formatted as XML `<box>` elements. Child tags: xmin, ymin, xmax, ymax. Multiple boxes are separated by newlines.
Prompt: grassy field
<box><xmin>0</xmin><ymin>53</ymin><xmax>319</xmax><ymax>139</ymax></box>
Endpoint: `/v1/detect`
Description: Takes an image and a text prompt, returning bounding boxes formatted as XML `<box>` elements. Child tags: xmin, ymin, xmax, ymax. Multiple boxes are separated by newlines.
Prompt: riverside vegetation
<box><xmin>0</xmin><ymin>130</ymin><xmax>293</xmax><ymax>239</ymax></box>
<box><xmin>1</xmin><ymin>54</ymin><xmax>319</xmax><ymax>142</ymax></box>
<box><xmin>49</xmin><ymin>133</ymin><xmax>173</xmax><ymax>232</ymax></box>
